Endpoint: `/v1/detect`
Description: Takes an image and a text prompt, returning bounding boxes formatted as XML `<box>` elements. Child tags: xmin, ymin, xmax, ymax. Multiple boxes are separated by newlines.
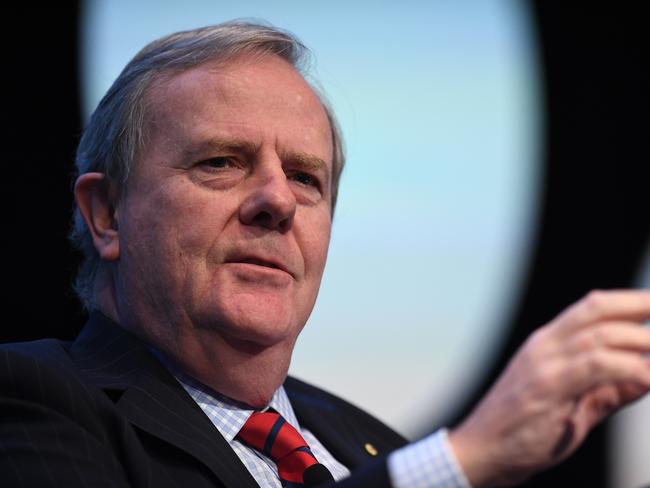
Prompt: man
<box><xmin>2</xmin><ymin>21</ymin><xmax>649</xmax><ymax>488</ymax></box>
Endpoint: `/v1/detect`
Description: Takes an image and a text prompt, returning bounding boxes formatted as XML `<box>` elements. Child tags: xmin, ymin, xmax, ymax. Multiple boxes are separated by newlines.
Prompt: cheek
<box><xmin>122</xmin><ymin>184</ymin><xmax>222</xmax><ymax>273</ymax></box>
<box><xmin>301</xmin><ymin>214</ymin><xmax>331</xmax><ymax>279</ymax></box>
<box><xmin>120</xmin><ymin>203</ymin><xmax>182</xmax><ymax>291</ymax></box>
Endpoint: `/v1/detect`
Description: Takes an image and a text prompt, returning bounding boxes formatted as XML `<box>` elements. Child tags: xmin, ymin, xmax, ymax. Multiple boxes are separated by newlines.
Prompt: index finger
<box><xmin>551</xmin><ymin>289</ymin><xmax>650</xmax><ymax>337</ymax></box>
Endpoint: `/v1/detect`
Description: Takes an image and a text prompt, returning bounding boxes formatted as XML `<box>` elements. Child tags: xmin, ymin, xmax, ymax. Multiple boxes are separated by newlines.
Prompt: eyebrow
<box><xmin>288</xmin><ymin>152</ymin><xmax>327</xmax><ymax>171</ymax></box>
<box><xmin>180</xmin><ymin>137</ymin><xmax>259</xmax><ymax>161</ymax></box>
<box><xmin>282</xmin><ymin>150</ymin><xmax>331</xmax><ymax>190</ymax></box>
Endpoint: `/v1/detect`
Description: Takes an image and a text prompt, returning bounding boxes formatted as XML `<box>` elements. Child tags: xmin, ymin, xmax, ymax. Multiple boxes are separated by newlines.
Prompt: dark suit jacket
<box><xmin>0</xmin><ymin>313</ymin><xmax>408</xmax><ymax>487</ymax></box>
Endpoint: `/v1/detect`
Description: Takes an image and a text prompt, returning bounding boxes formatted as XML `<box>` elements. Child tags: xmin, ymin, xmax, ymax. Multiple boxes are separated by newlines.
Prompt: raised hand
<box><xmin>448</xmin><ymin>290</ymin><xmax>650</xmax><ymax>487</ymax></box>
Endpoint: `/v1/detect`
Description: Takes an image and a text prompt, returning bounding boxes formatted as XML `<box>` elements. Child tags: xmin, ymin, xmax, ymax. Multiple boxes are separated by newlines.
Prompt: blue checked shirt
<box><xmin>174</xmin><ymin>371</ymin><xmax>471</xmax><ymax>488</ymax></box>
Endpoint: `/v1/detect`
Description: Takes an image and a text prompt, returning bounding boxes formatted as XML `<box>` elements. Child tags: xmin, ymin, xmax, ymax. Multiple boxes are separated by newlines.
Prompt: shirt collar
<box><xmin>171</xmin><ymin>368</ymin><xmax>300</xmax><ymax>443</ymax></box>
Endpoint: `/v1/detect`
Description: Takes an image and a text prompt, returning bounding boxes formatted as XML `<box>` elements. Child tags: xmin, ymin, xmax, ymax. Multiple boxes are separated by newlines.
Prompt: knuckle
<box><xmin>584</xmin><ymin>350</ymin><xmax>606</xmax><ymax>374</ymax></box>
<box><xmin>526</xmin><ymin>326</ymin><xmax>550</xmax><ymax>350</ymax></box>
<box><xmin>572</xmin><ymin>331</ymin><xmax>599</xmax><ymax>354</ymax></box>
<box><xmin>519</xmin><ymin>327</ymin><xmax>554</xmax><ymax>363</ymax></box>
<box><xmin>589</xmin><ymin>327</ymin><xmax>609</xmax><ymax>348</ymax></box>
<box><xmin>581</xmin><ymin>290</ymin><xmax>609</xmax><ymax>319</ymax></box>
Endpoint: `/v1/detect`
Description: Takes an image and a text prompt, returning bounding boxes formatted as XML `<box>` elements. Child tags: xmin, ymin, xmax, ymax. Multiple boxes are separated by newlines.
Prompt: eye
<box><xmin>290</xmin><ymin>171</ymin><xmax>320</xmax><ymax>188</ymax></box>
<box><xmin>201</xmin><ymin>156</ymin><xmax>235</xmax><ymax>169</ymax></box>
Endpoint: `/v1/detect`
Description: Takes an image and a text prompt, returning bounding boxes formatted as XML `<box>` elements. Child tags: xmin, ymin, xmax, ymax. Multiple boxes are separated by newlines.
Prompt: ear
<box><xmin>74</xmin><ymin>172</ymin><xmax>120</xmax><ymax>261</ymax></box>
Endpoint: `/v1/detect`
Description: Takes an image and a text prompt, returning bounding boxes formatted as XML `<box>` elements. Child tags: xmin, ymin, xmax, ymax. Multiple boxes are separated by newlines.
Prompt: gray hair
<box><xmin>70</xmin><ymin>20</ymin><xmax>345</xmax><ymax>311</ymax></box>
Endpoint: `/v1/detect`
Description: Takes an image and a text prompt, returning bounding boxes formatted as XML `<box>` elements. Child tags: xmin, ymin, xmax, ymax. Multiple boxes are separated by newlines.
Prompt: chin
<box><xmin>202</xmin><ymin>300</ymin><xmax>303</xmax><ymax>349</ymax></box>
<box><xmin>226</xmin><ymin>319</ymin><xmax>297</xmax><ymax>349</ymax></box>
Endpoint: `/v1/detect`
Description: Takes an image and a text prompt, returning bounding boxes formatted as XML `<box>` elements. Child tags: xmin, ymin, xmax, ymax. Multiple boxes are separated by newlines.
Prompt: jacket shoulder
<box><xmin>0</xmin><ymin>338</ymin><xmax>115</xmax><ymax>421</ymax></box>
<box><xmin>1</xmin><ymin>338</ymin><xmax>77</xmax><ymax>384</ymax></box>
<box><xmin>0</xmin><ymin>339</ymin><xmax>133</xmax><ymax>487</ymax></box>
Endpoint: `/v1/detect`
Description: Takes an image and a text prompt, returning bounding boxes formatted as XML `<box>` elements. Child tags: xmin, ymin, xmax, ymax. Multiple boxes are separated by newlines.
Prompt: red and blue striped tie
<box><xmin>237</xmin><ymin>411</ymin><xmax>333</xmax><ymax>487</ymax></box>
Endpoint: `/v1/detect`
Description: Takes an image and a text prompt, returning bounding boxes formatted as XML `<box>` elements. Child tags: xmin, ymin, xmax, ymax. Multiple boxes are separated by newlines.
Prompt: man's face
<box><xmin>113</xmin><ymin>54</ymin><xmax>333</xmax><ymax>352</ymax></box>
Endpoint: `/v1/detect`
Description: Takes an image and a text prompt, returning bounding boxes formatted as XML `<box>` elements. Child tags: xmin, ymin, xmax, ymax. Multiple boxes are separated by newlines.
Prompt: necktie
<box><xmin>237</xmin><ymin>410</ymin><xmax>334</xmax><ymax>487</ymax></box>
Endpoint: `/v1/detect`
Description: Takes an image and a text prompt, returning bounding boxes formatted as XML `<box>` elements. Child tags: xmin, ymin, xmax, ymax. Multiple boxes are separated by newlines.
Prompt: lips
<box><xmin>225</xmin><ymin>253</ymin><xmax>294</xmax><ymax>278</ymax></box>
<box><xmin>239</xmin><ymin>258</ymin><xmax>282</xmax><ymax>270</ymax></box>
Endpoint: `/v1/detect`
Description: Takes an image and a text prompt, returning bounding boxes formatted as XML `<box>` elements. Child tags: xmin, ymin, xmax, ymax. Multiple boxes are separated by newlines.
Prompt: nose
<box><xmin>239</xmin><ymin>166</ymin><xmax>296</xmax><ymax>233</ymax></box>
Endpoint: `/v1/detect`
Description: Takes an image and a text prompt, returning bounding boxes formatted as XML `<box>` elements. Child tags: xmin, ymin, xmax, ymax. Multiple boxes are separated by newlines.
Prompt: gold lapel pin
<box><xmin>364</xmin><ymin>443</ymin><xmax>378</xmax><ymax>456</ymax></box>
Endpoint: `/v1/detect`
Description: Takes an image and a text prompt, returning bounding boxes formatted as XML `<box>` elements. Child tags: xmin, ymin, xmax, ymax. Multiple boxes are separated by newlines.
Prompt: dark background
<box><xmin>2</xmin><ymin>3</ymin><xmax>648</xmax><ymax>487</ymax></box>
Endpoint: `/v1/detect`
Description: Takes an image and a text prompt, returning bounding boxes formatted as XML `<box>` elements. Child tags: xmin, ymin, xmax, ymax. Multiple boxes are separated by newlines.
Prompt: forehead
<box><xmin>143</xmin><ymin>54</ymin><xmax>333</xmax><ymax>165</ymax></box>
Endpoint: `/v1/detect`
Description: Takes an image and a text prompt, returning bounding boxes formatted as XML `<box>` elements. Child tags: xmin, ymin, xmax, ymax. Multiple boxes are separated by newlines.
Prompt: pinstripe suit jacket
<box><xmin>0</xmin><ymin>312</ymin><xmax>407</xmax><ymax>487</ymax></box>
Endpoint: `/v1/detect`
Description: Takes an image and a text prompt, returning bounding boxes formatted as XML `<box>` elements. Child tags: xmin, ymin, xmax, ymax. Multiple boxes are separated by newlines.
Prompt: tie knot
<box><xmin>239</xmin><ymin>411</ymin><xmax>309</xmax><ymax>460</ymax></box>
<box><xmin>237</xmin><ymin>411</ymin><xmax>331</xmax><ymax>487</ymax></box>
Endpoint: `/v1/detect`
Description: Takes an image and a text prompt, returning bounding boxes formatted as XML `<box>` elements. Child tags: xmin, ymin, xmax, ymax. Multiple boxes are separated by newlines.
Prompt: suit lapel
<box><xmin>285</xmin><ymin>376</ymin><xmax>408</xmax><ymax>472</ymax></box>
<box><xmin>285</xmin><ymin>379</ymin><xmax>374</xmax><ymax>470</ymax></box>
<box><xmin>70</xmin><ymin>313</ymin><xmax>259</xmax><ymax>488</ymax></box>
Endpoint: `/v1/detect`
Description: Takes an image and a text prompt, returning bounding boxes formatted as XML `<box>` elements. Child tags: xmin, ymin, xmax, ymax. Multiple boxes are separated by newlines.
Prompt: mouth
<box><xmin>238</xmin><ymin>258</ymin><xmax>282</xmax><ymax>270</ymax></box>
<box><xmin>226</xmin><ymin>255</ymin><xmax>294</xmax><ymax>278</ymax></box>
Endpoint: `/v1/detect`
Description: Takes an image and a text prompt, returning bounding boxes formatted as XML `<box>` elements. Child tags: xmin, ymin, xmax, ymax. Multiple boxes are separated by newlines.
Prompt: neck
<box><xmin>159</xmin><ymin>329</ymin><xmax>295</xmax><ymax>407</ymax></box>
<box><xmin>94</xmin><ymin>275</ymin><xmax>295</xmax><ymax>407</ymax></box>
<box><xmin>98</xmin><ymin>308</ymin><xmax>289</xmax><ymax>407</ymax></box>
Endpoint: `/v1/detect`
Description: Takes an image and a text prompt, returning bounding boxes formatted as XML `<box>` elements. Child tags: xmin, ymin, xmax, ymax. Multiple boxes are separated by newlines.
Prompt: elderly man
<box><xmin>2</xmin><ymin>21</ymin><xmax>649</xmax><ymax>488</ymax></box>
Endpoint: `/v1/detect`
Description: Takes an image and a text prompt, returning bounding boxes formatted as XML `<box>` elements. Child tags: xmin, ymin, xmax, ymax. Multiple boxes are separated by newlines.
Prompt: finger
<box><xmin>548</xmin><ymin>380</ymin><xmax>650</xmax><ymax>461</ymax></box>
<box><xmin>615</xmin><ymin>380</ymin><xmax>650</xmax><ymax>403</ymax></box>
<box><xmin>562</xmin><ymin>348</ymin><xmax>650</xmax><ymax>395</ymax></box>
<box><xmin>561</xmin><ymin>322</ymin><xmax>650</xmax><ymax>356</ymax></box>
<box><xmin>551</xmin><ymin>289</ymin><xmax>650</xmax><ymax>337</ymax></box>
<box><xmin>574</xmin><ymin>381</ymin><xmax>649</xmax><ymax>431</ymax></box>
